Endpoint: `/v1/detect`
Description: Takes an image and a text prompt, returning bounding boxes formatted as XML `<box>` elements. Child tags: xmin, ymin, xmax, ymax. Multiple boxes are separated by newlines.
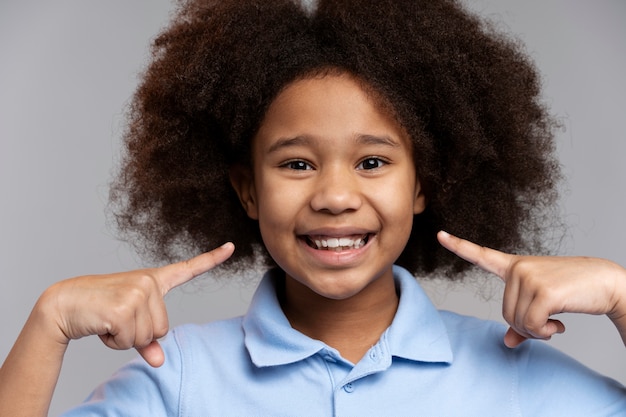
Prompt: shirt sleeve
<box><xmin>58</xmin><ymin>331</ymin><xmax>184</xmax><ymax>417</ymax></box>
<box><xmin>516</xmin><ymin>339</ymin><xmax>626</xmax><ymax>416</ymax></box>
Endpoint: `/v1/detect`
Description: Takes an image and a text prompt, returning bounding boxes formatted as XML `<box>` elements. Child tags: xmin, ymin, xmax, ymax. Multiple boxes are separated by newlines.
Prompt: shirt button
<box><xmin>343</xmin><ymin>383</ymin><xmax>355</xmax><ymax>393</ymax></box>
<box><xmin>324</xmin><ymin>355</ymin><xmax>336</xmax><ymax>363</ymax></box>
<box><xmin>369</xmin><ymin>349</ymin><xmax>380</xmax><ymax>362</ymax></box>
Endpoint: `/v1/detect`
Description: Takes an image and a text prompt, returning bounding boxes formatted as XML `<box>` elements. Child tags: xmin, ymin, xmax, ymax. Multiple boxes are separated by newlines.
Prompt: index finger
<box><xmin>437</xmin><ymin>231</ymin><xmax>512</xmax><ymax>280</ymax></box>
<box><xmin>156</xmin><ymin>242</ymin><xmax>235</xmax><ymax>295</ymax></box>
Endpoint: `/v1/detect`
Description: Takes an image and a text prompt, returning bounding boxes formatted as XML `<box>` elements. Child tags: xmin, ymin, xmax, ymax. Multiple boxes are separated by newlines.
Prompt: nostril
<box><xmin>310</xmin><ymin>191</ymin><xmax>363</xmax><ymax>214</ymax></box>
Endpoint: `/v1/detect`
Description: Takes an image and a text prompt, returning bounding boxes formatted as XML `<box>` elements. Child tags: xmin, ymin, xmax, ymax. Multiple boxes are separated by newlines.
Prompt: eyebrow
<box><xmin>267</xmin><ymin>135</ymin><xmax>313</xmax><ymax>153</ymax></box>
<box><xmin>356</xmin><ymin>134</ymin><xmax>401</xmax><ymax>148</ymax></box>
<box><xmin>267</xmin><ymin>134</ymin><xmax>400</xmax><ymax>153</ymax></box>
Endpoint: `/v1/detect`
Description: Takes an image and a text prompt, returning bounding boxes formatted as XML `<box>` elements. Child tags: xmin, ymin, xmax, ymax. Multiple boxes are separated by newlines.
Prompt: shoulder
<box><xmin>436</xmin><ymin>310</ymin><xmax>515</xmax><ymax>374</ymax></box>
<box><xmin>438</xmin><ymin>309</ymin><xmax>505</xmax><ymax>336</ymax></box>
<box><xmin>164</xmin><ymin>317</ymin><xmax>246</xmax><ymax>359</ymax></box>
<box><xmin>438</xmin><ymin>311</ymin><xmax>626</xmax><ymax>415</ymax></box>
<box><xmin>60</xmin><ymin>317</ymin><xmax>250</xmax><ymax>416</ymax></box>
<box><xmin>437</xmin><ymin>309</ymin><xmax>612</xmax><ymax>380</ymax></box>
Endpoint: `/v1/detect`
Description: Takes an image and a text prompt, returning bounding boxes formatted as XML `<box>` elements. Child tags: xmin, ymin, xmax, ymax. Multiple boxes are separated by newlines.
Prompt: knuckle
<box><xmin>153</xmin><ymin>327</ymin><xmax>169</xmax><ymax>340</ymax></box>
<box><xmin>153</xmin><ymin>321</ymin><xmax>170</xmax><ymax>339</ymax></box>
<box><xmin>133</xmin><ymin>273</ymin><xmax>158</xmax><ymax>292</ymax></box>
<box><xmin>121</xmin><ymin>275</ymin><xmax>157</xmax><ymax>304</ymax></box>
<box><xmin>135</xmin><ymin>335</ymin><xmax>154</xmax><ymax>349</ymax></box>
<box><xmin>510</xmin><ymin>257</ymin><xmax>533</xmax><ymax>277</ymax></box>
<box><xmin>522</xmin><ymin>317</ymin><xmax>546</xmax><ymax>337</ymax></box>
<box><xmin>102</xmin><ymin>332</ymin><xmax>133</xmax><ymax>350</ymax></box>
<box><xmin>523</xmin><ymin>319</ymin><xmax>539</xmax><ymax>334</ymax></box>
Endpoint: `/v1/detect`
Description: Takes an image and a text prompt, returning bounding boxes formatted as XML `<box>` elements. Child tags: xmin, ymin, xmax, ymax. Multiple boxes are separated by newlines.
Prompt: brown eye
<box><xmin>357</xmin><ymin>158</ymin><xmax>385</xmax><ymax>170</ymax></box>
<box><xmin>284</xmin><ymin>160</ymin><xmax>312</xmax><ymax>170</ymax></box>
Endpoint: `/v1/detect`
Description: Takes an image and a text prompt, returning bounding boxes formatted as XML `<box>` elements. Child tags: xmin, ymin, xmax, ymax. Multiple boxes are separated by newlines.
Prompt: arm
<box><xmin>0</xmin><ymin>243</ymin><xmax>234</xmax><ymax>417</ymax></box>
<box><xmin>437</xmin><ymin>231</ymin><xmax>626</xmax><ymax>348</ymax></box>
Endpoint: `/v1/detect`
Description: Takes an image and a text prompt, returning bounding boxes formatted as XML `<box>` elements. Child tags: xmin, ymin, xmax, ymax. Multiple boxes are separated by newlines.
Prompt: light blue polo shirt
<box><xmin>62</xmin><ymin>266</ymin><xmax>626</xmax><ymax>416</ymax></box>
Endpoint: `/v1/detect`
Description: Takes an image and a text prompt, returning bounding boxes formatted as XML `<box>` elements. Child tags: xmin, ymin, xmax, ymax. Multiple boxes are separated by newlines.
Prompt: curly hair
<box><xmin>109</xmin><ymin>0</ymin><xmax>561</xmax><ymax>278</ymax></box>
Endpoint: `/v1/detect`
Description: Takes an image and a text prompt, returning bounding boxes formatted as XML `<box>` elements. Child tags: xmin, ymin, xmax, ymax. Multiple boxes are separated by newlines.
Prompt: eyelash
<box><xmin>356</xmin><ymin>157</ymin><xmax>388</xmax><ymax>170</ymax></box>
<box><xmin>280</xmin><ymin>157</ymin><xmax>388</xmax><ymax>171</ymax></box>
<box><xmin>282</xmin><ymin>160</ymin><xmax>314</xmax><ymax>170</ymax></box>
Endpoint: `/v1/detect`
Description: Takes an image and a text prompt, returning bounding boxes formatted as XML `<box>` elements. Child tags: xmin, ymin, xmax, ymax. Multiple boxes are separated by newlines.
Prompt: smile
<box><xmin>305</xmin><ymin>234</ymin><xmax>371</xmax><ymax>251</ymax></box>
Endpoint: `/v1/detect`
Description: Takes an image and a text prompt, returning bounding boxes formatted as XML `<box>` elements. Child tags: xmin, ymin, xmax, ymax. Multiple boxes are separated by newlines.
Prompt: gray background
<box><xmin>0</xmin><ymin>1</ymin><xmax>624</xmax><ymax>415</ymax></box>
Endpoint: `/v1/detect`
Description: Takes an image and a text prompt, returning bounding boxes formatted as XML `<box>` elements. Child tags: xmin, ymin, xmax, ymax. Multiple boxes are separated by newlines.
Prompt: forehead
<box><xmin>254</xmin><ymin>73</ymin><xmax>410</xmax><ymax>149</ymax></box>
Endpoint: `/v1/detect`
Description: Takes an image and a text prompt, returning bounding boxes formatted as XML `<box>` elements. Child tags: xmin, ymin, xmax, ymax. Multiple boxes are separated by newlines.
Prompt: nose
<box><xmin>310</xmin><ymin>166</ymin><xmax>363</xmax><ymax>214</ymax></box>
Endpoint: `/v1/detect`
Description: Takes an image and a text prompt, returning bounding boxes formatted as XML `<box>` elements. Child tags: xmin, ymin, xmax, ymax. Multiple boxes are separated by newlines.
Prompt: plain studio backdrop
<box><xmin>1</xmin><ymin>1</ymin><xmax>624</xmax><ymax>415</ymax></box>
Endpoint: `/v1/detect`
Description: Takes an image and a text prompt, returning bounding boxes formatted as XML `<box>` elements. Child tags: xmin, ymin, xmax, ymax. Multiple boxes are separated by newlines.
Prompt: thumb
<box><xmin>503</xmin><ymin>327</ymin><xmax>528</xmax><ymax>348</ymax></box>
<box><xmin>136</xmin><ymin>340</ymin><xmax>165</xmax><ymax>368</ymax></box>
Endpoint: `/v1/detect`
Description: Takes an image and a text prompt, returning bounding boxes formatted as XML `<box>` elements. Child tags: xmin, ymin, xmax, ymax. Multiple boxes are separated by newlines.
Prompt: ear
<box><xmin>229</xmin><ymin>164</ymin><xmax>259</xmax><ymax>220</ymax></box>
<box><xmin>413</xmin><ymin>180</ymin><xmax>427</xmax><ymax>215</ymax></box>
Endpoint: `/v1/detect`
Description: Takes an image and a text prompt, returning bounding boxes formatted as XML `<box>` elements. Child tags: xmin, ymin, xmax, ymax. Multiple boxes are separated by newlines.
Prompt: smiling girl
<box><xmin>1</xmin><ymin>0</ymin><xmax>625</xmax><ymax>415</ymax></box>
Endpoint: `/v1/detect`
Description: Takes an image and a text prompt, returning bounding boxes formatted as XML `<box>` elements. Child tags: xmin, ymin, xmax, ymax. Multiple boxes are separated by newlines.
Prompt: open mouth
<box><xmin>304</xmin><ymin>234</ymin><xmax>371</xmax><ymax>251</ymax></box>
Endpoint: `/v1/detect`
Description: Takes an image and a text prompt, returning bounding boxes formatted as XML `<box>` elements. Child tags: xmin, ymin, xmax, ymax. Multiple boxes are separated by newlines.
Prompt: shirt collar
<box><xmin>242</xmin><ymin>269</ymin><xmax>326</xmax><ymax>367</ymax></box>
<box><xmin>386</xmin><ymin>265</ymin><xmax>453</xmax><ymax>363</ymax></box>
<box><xmin>242</xmin><ymin>266</ymin><xmax>453</xmax><ymax>368</ymax></box>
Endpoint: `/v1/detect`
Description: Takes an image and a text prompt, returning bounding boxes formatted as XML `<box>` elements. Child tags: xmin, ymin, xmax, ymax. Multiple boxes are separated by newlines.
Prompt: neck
<box><xmin>280</xmin><ymin>271</ymin><xmax>399</xmax><ymax>364</ymax></box>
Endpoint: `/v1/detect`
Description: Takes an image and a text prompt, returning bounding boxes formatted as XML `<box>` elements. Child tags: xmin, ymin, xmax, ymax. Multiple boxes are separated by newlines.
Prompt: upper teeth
<box><xmin>313</xmin><ymin>236</ymin><xmax>367</xmax><ymax>250</ymax></box>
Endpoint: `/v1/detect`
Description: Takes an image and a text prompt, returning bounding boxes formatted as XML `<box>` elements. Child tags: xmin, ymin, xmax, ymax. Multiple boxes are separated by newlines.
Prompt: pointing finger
<box><xmin>437</xmin><ymin>231</ymin><xmax>512</xmax><ymax>281</ymax></box>
<box><xmin>157</xmin><ymin>242</ymin><xmax>235</xmax><ymax>295</ymax></box>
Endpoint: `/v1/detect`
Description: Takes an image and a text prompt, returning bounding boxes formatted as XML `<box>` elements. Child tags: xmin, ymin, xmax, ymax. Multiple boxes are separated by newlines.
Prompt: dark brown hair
<box><xmin>109</xmin><ymin>0</ymin><xmax>561</xmax><ymax>278</ymax></box>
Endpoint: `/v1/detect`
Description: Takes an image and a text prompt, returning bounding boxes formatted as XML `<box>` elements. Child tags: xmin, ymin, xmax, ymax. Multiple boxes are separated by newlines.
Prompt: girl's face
<box><xmin>232</xmin><ymin>73</ymin><xmax>425</xmax><ymax>301</ymax></box>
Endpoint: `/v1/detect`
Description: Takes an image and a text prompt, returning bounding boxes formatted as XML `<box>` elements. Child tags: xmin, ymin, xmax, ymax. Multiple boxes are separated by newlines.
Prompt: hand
<box><xmin>39</xmin><ymin>242</ymin><xmax>235</xmax><ymax>367</ymax></box>
<box><xmin>437</xmin><ymin>231</ymin><xmax>626</xmax><ymax>348</ymax></box>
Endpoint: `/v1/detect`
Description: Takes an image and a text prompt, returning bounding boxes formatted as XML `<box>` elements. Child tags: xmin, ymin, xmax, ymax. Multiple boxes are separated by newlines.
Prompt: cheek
<box><xmin>373</xmin><ymin>179</ymin><xmax>418</xmax><ymax>237</ymax></box>
<box><xmin>378</xmin><ymin>176</ymin><xmax>418</xmax><ymax>212</ymax></box>
<box><xmin>254</xmin><ymin>177</ymin><xmax>302</xmax><ymax>230</ymax></box>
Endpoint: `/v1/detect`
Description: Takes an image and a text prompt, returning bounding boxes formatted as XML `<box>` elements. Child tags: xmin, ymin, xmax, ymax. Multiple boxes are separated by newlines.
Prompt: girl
<box><xmin>1</xmin><ymin>0</ymin><xmax>625</xmax><ymax>415</ymax></box>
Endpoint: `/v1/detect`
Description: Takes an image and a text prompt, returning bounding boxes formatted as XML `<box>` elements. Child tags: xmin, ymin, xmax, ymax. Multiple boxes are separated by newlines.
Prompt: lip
<box><xmin>297</xmin><ymin>227</ymin><xmax>375</xmax><ymax>267</ymax></box>
<box><xmin>300</xmin><ymin>226</ymin><xmax>373</xmax><ymax>237</ymax></box>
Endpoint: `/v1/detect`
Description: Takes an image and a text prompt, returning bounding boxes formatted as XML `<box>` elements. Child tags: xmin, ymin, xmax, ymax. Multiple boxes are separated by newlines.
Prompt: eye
<box><xmin>357</xmin><ymin>157</ymin><xmax>387</xmax><ymax>170</ymax></box>
<box><xmin>282</xmin><ymin>160</ymin><xmax>313</xmax><ymax>170</ymax></box>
